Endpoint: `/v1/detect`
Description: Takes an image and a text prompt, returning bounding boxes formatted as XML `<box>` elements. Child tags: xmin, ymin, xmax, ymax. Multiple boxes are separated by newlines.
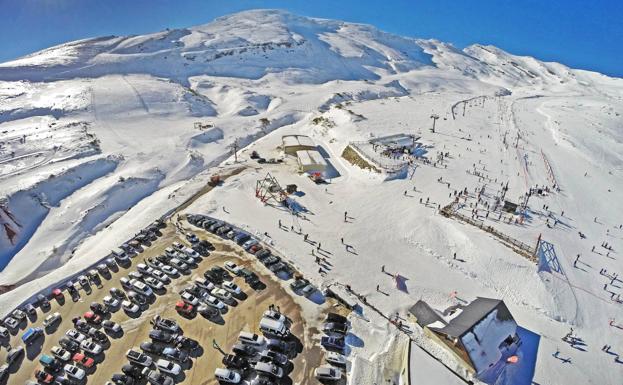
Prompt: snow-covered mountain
<box><xmin>0</xmin><ymin>10</ymin><xmax>622</xmax><ymax>385</ymax></box>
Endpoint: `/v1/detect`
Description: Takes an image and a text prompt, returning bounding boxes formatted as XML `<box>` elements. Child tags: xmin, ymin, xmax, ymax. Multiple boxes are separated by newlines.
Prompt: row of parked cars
<box><xmin>316</xmin><ymin>312</ymin><xmax>349</xmax><ymax>382</ymax></box>
<box><xmin>214</xmin><ymin>307</ymin><xmax>299</xmax><ymax>385</ymax></box>
<box><xmin>187</xmin><ymin>214</ymin><xmax>297</xmax><ymax>278</ymax></box>
<box><xmin>105</xmin><ymin>316</ymin><xmax>198</xmax><ymax>385</ymax></box>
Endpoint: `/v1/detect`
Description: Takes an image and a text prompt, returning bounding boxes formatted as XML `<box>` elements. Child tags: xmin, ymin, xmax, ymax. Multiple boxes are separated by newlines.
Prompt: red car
<box><xmin>52</xmin><ymin>288</ymin><xmax>63</xmax><ymax>298</ymax></box>
<box><xmin>175</xmin><ymin>300</ymin><xmax>194</xmax><ymax>316</ymax></box>
<box><xmin>72</xmin><ymin>352</ymin><xmax>95</xmax><ymax>368</ymax></box>
<box><xmin>249</xmin><ymin>244</ymin><xmax>263</xmax><ymax>254</ymax></box>
<box><xmin>34</xmin><ymin>369</ymin><xmax>54</xmax><ymax>384</ymax></box>
<box><xmin>83</xmin><ymin>311</ymin><xmax>102</xmax><ymax>324</ymax></box>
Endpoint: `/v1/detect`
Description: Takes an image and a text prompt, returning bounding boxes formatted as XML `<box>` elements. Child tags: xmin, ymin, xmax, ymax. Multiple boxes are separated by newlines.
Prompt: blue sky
<box><xmin>1</xmin><ymin>0</ymin><xmax>621</xmax><ymax>77</ymax></box>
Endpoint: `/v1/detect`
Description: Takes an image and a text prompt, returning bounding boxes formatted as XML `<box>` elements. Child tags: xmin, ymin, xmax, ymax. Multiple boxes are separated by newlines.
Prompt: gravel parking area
<box><xmin>0</xmin><ymin>218</ymin><xmax>333</xmax><ymax>385</ymax></box>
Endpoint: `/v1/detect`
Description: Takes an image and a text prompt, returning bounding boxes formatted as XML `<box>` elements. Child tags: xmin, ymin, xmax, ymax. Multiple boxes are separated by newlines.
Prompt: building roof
<box><xmin>409</xmin><ymin>300</ymin><xmax>447</xmax><ymax>328</ymax></box>
<box><xmin>370</xmin><ymin>133</ymin><xmax>419</xmax><ymax>148</ymax></box>
<box><xmin>296</xmin><ymin>150</ymin><xmax>327</xmax><ymax>167</ymax></box>
<box><xmin>434</xmin><ymin>297</ymin><xmax>510</xmax><ymax>338</ymax></box>
<box><xmin>282</xmin><ymin>135</ymin><xmax>315</xmax><ymax>148</ymax></box>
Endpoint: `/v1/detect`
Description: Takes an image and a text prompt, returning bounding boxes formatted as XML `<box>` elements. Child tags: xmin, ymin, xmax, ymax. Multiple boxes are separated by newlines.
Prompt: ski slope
<box><xmin>0</xmin><ymin>9</ymin><xmax>622</xmax><ymax>385</ymax></box>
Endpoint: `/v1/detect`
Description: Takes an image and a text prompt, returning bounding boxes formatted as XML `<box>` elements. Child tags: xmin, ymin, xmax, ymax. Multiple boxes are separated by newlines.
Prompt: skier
<box><xmin>304</xmin><ymin>234</ymin><xmax>308</xmax><ymax>241</ymax></box>
<box><xmin>278</xmin><ymin>219</ymin><xmax>282</xmax><ymax>228</ymax></box>
<box><xmin>341</xmin><ymin>237</ymin><xmax>344</xmax><ymax>244</ymax></box>
<box><xmin>453</xmin><ymin>252</ymin><xmax>457</xmax><ymax>260</ymax></box>
<box><xmin>317</xmin><ymin>242</ymin><xmax>321</xmax><ymax>251</ymax></box>
<box><xmin>344</xmin><ymin>211</ymin><xmax>347</xmax><ymax>222</ymax></box>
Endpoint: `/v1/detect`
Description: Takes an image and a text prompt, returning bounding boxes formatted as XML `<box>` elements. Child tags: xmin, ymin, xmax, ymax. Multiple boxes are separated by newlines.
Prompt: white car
<box><xmin>325</xmin><ymin>351</ymin><xmax>347</xmax><ymax>366</ymax></box>
<box><xmin>169</xmin><ymin>258</ymin><xmax>189</xmax><ymax>272</ymax></box>
<box><xmin>224</xmin><ymin>261</ymin><xmax>241</xmax><ymax>275</ymax></box>
<box><xmin>181</xmin><ymin>292</ymin><xmax>199</xmax><ymax>306</ymax></box>
<box><xmin>161</xmin><ymin>265</ymin><xmax>178</xmax><ymax>276</ymax></box>
<box><xmin>151</xmin><ymin>269</ymin><xmax>171</xmax><ymax>283</ymax></box>
<box><xmin>65</xmin><ymin>329</ymin><xmax>86</xmax><ymax>343</ymax></box>
<box><xmin>144</xmin><ymin>277</ymin><xmax>164</xmax><ymax>290</ymax></box>
<box><xmin>203</xmin><ymin>295</ymin><xmax>225</xmax><ymax>310</ymax></box>
<box><xmin>130</xmin><ymin>279</ymin><xmax>153</xmax><ymax>297</ymax></box>
<box><xmin>238</xmin><ymin>331</ymin><xmax>265</xmax><ymax>346</ymax></box>
<box><xmin>183</xmin><ymin>247</ymin><xmax>200</xmax><ymax>259</ymax></box>
<box><xmin>315</xmin><ymin>366</ymin><xmax>343</xmax><ymax>381</ymax></box>
<box><xmin>194</xmin><ymin>277</ymin><xmax>214</xmax><ymax>291</ymax></box>
<box><xmin>137</xmin><ymin>263</ymin><xmax>152</xmax><ymax>274</ymax></box>
<box><xmin>156</xmin><ymin>359</ymin><xmax>181</xmax><ymax>376</ymax></box>
<box><xmin>64</xmin><ymin>364</ymin><xmax>86</xmax><ymax>380</ymax></box>
<box><xmin>51</xmin><ymin>346</ymin><xmax>72</xmax><ymax>361</ymax></box>
<box><xmin>122</xmin><ymin>300</ymin><xmax>140</xmax><ymax>313</ymax></box>
<box><xmin>214</xmin><ymin>368</ymin><xmax>241</xmax><ymax>383</ymax></box>
<box><xmin>80</xmin><ymin>340</ymin><xmax>103</xmax><ymax>355</ymax></box>
<box><xmin>43</xmin><ymin>312</ymin><xmax>61</xmax><ymax>328</ymax></box>
<box><xmin>222</xmin><ymin>281</ymin><xmax>241</xmax><ymax>295</ymax></box>
<box><xmin>211</xmin><ymin>288</ymin><xmax>232</xmax><ymax>302</ymax></box>
<box><xmin>103</xmin><ymin>296</ymin><xmax>120</xmax><ymax>309</ymax></box>
<box><xmin>263</xmin><ymin>309</ymin><xmax>286</xmax><ymax>323</ymax></box>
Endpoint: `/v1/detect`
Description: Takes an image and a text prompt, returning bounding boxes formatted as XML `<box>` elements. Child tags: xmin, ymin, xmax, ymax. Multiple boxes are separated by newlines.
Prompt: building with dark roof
<box><xmin>410</xmin><ymin>297</ymin><xmax>520</xmax><ymax>377</ymax></box>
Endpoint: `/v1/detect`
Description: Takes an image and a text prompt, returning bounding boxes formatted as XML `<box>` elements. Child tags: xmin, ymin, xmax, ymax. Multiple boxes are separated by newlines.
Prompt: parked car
<box><xmin>144</xmin><ymin>277</ymin><xmax>164</xmax><ymax>291</ymax></box>
<box><xmin>43</xmin><ymin>312</ymin><xmax>62</xmax><ymax>328</ymax></box>
<box><xmin>111</xmin><ymin>373</ymin><xmax>135</xmax><ymax>385</ymax></box>
<box><xmin>323</xmin><ymin>322</ymin><xmax>348</xmax><ymax>335</ymax></box>
<box><xmin>64</xmin><ymin>364</ymin><xmax>86</xmax><ymax>381</ymax></box>
<box><xmin>122</xmin><ymin>363</ymin><xmax>147</xmax><ymax>379</ymax></box>
<box><xmin>234</xmin><ymin>232</ymin><xmax>250</xmax><ymax>244</ymax></box>
<box><xmin>130</xmin><ymin>279</ymin><xmax>153</xmax><ymax>297</ymax></box>
<box><xmin>211</xmin><ymin>288</ymin><xmax>232</xmax><ymax>302</ymax></box>
<box><xmin>321</xmin><ymin>336</ymin><xmax>345</xmax><ymax>351</ymax></box>
<box><xmin>22</xmin><ymin>327</ymin><xmax>43</xmax><ymax>345</ymax></box>
<box><xmin>122</xmin><ymin>300</ymin><xmax>140</xmax><ymax>313</ymax></box>
<box><xmin>140</xmin><ymin>342</ymin><xmax>164</xmax><ymax>355</ymax></box>
<box><xmin>126</xmin><ymin>349</ymin><xmax>153</xmax><ymax>367</ymax></box>
<box><xmin>169</xmin><ymin>258</ymin><xmax>189</xmax><ymax>272</ymax></box>
<box><xmin>150</xmin><ymin>269</ymin><xmax>170</xmax><ymax>284</ymax></box>
<box><xmin>194</xmin><ymin>277</ymin><xmax>215</xmax><ymax>291</ymax></box>
<box><xmin>83</xmin><ymin>311</ymin><xmax>102</xmax><ymax>324</ymax></box>
<box><xmin>224</xmin><ymin>261</ymin><xmax>242</xmax><ymax>275</ymax></box>
<box><xmin>203</xmin><ymin>270</ymin><xmax>223</xmax><ymax>284</ymax></box>
<box><xmin>238</xmin><ymin>331</ymin><xmax>265</xmax><ymax>346</ymax></box>
<box><xmin>110</xmin><ymin>287</ymin><xmax>126</xmax><ymax>299</ymax></box>
<box><xmin>203</xmin><ymin>295</ymin><xmax>225</xmax><ymax>310</ymax></box>
<box><xmin>72</xmin><ymin>353</ymin><xmax>95</xmax><ymax>368</ymax></box>
<box><xmin>315</xmin><ymin>366</ymin><xmax>343</xmax><ymax>381</ymax></box>
<box><xmin>175</xmin><ymin>300</ymin><xmax>194</xmax><ymax>316</ymax></box>
<box><xmin>80</xmin><ymin>340</ymin><xmax>103</xmax><ymax>355</ymax></box>
<box><xmin>151</xmin><ymin>315</ymin><xmax>181</xmax><ymax>334</ymax></box>
<box><xmin>104</xmin><ymin>296</ymin><xmax>121</xmax><ymax>309</ymax></box>
<box><xmin>149</xmin><ymin>330</ymin><xmax>177</xmax><ymax>344</ymax></box>
<box><xmin>127</xmin><ymin>291</ymin><xmax>147</xmax><ymax>306</ymax></box>
<box><xmin>325</xmin><ymin>351</ymin><xmax>347</xmax><ymax>366</ymax></box>
<box><xmin>65</xmin><ymin>329</ymin><xmax>86</xmax><ymax>343</ymax></box>
<box><xmin>197</xmin><ymin>304</ymin><xmax>219</xmax><ymax>319</ymax></box>
<box><xmin>51</xmin><ymin>346</ymin><xmax>72</xmax><ymax>362</ymax></box>
<box><xmin>259</xmin><ymin>350</ymin><xmax>288</xmax><ymax>366</ymax></box>
<box><xmin>326</xmin><ymin>312</ymin><xmax>348</xmax><ymax>324</ymax></box>
<box><xmin>90</xmin><ymin>302</ymin><xmax>108</xmax><ymax>315</ymax></box>
<box><xmin>97</xmin><ymin>263</ymin><xmax>109</xmax><ymax>275</ymax></box>
<box><xmin>231</xmin><ymin>343</ymin><xmax>256</xmax><ymax>357</ymax></box>
<box><xmin>185</xmin><ymin>232</ymin><xmax>199</xmax><ymax>243</ymax></box>
<box><xmin>156</xmin><ymin>359</ymin><xmax>181</xmax><ymax>376</ymax></box>
<box><xmin>37</xmin><ymin>293</ymin><xmax>51</xmax><ymax>309</ymax></box>
<box><xmin>180</xmin><ymin>292</ymin><xmax>199</xmax><ymax>306</ymax></box>
<box><xmin>58</xmin><ymin>337</ymin><xmax>80</xmax><ymax>353</ymax></box>
<box><xmin>39</xmin><ymin>354</ymin><xmax>62</xmax><ymax>371</ymax></box>
<box><xmin>88</xmin><ymin>327</ymin><xmax>109</xmax><ymax>343</ymax></box>
<box><xmin>102</xmin><ymin>320</ymin><xmax>122</xmax><ymax>333</ymax></box>
<box><xmin>214</xmin><ymin>368</ymin><xmax>241</xmax><ymax>383</ymax></box>
<box><xmin>222</xmin><ymin>354</ymin><xmax>247</xmax><ymax>370</ymax></box>
<box><xmin>162</xmin><ymin>347</ymin><xmax>188</xmax><ymax>363</ymax></box>
<box><xmin>34</xmin><ymin>369</ymin><xmax>54</xmax><ymax>384</ymax></box>
<box><xmin>253</xmin><ymin>362</ymin><xmax>283</xmax><ymax>378</ymax></box>
<box><xmin>174</xmin><ymin>335</ymin><xmax>199</xmax><ymax>350</ymax></box>
<box><xmin>218</xmin><ymin>282</ymin><xmax>241</xmax><ymax>296</ymax></box>
<box><xmin>147</xmin><ymin>370</ymin><xmax>174</xmax><ymax>385</ymax></box>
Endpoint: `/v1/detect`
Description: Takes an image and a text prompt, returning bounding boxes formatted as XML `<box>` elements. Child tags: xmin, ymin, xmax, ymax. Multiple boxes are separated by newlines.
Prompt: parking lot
<box><xmin>0</xmin><ymin>216</ymin><xmax>335</xmax><ymax>385</ymax></box>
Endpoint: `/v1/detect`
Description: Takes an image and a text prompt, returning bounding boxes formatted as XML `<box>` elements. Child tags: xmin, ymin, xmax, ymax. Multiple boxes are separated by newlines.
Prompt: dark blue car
<box><xmin>321</xmin><ymin>336</ymin><xmax>345</xmax><ymax>351</ymax></box>
<box><xmin>234</xmin><ymin>232</ymin><xmax>250</xmax><ymax>245</ymax></box>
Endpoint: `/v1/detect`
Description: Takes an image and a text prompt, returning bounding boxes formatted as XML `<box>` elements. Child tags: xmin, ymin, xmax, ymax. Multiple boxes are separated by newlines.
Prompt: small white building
<box><xmin>296</xmin><ymin>150</ymin><xmax>327</xmax><ymax>173</ymax></box>
<box><xmin>282</xmin><ymin>135</ymin><xmax>316</xmax><ymax>155</ymax></box>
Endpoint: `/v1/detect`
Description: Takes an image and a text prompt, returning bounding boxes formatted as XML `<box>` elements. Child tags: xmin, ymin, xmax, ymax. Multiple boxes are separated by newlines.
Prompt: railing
<box><xmin>441</xmin><ymin>203</ymin><xmax>537</xmax><ymax>262</ymax></box>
